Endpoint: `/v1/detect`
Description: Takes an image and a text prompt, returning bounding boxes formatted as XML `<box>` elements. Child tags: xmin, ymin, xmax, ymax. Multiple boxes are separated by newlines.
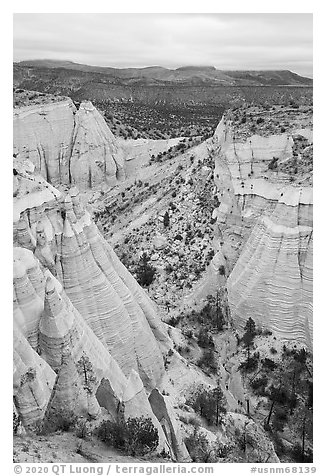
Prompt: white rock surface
<box><xmin>12</xmin><ymin>160</ymin><xmax>182</xmax><ymax>457</ymax></box>
<box><xmin>13</xmin><ymin>98</ymin><xmax>126</xmax><ymax>190</ymax></box>
<box><xmin>211</xmin><ymin>117</ymin><xmax>313</xmax><ymax>346</ymax></box>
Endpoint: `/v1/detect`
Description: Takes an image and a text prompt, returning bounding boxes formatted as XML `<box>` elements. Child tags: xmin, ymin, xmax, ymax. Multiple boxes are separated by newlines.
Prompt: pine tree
<box><xmin>243</xmin><ymin>318</ymin><xmax>256</xmax><ymax>368</ymax></box>
<box><xmin>244</xmin><ymin>317</ymin><xmax>256</xmax><ymax>336</ymax></box>
<box><xmin>76</xmin><ymin>354</ymin><xmax>98</xmax><ymax>395</ymax></box>
<box><xmin>243</xmin><ymin>331</ymin><xmax>254</xmax><ymax>368</ymax></box>
<box><xmin>135</xmin><ymin>253</ymin><xmax>156</xmax><ymax>287</ymax></box>
<box><xmin>212</xmin><ymin>384</ymin><xmax>227</xmax><ymax>427</ymax></box>
<box><xmin>163</xmin><ymin>211</ymin><xmax>170</xmax><ymax>227</ymax></box>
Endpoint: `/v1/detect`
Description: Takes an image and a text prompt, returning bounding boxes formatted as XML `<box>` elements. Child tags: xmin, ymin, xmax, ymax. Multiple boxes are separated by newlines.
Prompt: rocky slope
<box><xmin>95</xmin><ymin>103</ymin><xmax>313</xmax><ymax>348</ymax></box>
<box><xmin>13</xmin><ymin>90</ymin><xmax>126</xmax><ymax>191</ymax></box>
<box><xmin>13</xmin><ymin>156</ymin><xmax>189</xmax><ymax>461</ymax></box>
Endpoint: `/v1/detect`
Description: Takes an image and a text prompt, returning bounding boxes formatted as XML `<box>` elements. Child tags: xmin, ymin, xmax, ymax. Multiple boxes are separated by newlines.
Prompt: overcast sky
<box><xmin>13</xmin><ymin>13</ymin><xmax>313</xmax><ymax>77</ymax></box>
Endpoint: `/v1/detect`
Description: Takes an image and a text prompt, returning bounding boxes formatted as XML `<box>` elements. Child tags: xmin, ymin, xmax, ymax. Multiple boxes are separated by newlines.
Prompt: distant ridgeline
<box><xmin>14</xmin><ymin>62</ymin><xmax>312</xmax><ymax>107</ymax></box>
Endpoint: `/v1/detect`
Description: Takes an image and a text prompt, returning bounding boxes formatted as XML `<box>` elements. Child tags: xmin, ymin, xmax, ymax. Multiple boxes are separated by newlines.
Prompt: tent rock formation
<box><xmin>194</xmin><ymin>116</ymin><xmax>313</xmax><ymax>347</ymax></box>
<box><xmin>13</xmin><ymin>158</ymin><xmax>188</xmax><ymax>460</ymax></box>
<box><xmin>13</xmin><ymin>94</ymin><xmax>126</xmax><ymax>190</ymax></box>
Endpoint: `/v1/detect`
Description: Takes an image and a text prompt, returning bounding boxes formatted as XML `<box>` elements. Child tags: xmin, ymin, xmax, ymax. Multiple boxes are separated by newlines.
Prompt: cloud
<box><xmin>13</xmin><ymin>13</ymin><xmax>313</xmax><ymax>76</ymax></box>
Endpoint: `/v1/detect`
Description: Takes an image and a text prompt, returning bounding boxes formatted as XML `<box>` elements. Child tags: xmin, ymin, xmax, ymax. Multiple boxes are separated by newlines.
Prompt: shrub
<box><xmin>292</xmin><ymin>443</ymin><xmax>303</xmax><ymax>462</ymax></box>
<box><xmin>135</xmin><ymin>253</ymin><xmax>156</xmax><ymax>287</ymax></box>
<box><xmin>268</xmin><ymin>157</ymin><xmax>279</xmax><ymax>170</ymax></box>
<box><xmin>262</xmin><ymin>358</ymin><xmax>277</xmax><ymax>371</ymax></box>
<box><xmin>239</xmin><ymin>355</ymin><xmax>259</xmax><ymax>372</ymax></box>
<box><xmin>291</xmin><ymin>443</ymin><xmax>313</xmax><ymax>463</ymax></box>
<box><xmin>165</xmin><ymin>263</ymin><xmax>173</xmax><ymax>274</ymax></box>
<box><xmin>185</xmin><ymin>427</ymin><xmax>212</xmax><ymax>462</ymax></box>
<box><xmin>197</xmin><ymin>329</ymin><xmax>214</xmax><ymax>348</ymax></box>
<box><xmin>188</xmin><ymin>415</ymin><xmax>200</xmax><ymax>426</ymax></box>
<box><xmin>186</xmin><ymin>383</ymin><xmax>226</xmax><ymax>426</ymax></box>
<box><xmin>97</xmin><ymin>419</ymin><xmax>126</xmax><ymax>449</ymax></box>
<box><xmin>54</xmin><ymin>413</ymin><xmax>78</xmax><ymax>432</ymax></box>
<box><xmin>185</xmin><ymin>427</ymin><xmax>231</xmax><ymax>462</ymax></box>
<box><xmin>41</xmin><ymin>410</ymin><xmax>78</xmax><ymax>434</ymax></box>
<box><xmin>197</xmin><ymin>349</ymin><xmax>217</xmax><ymax>373</ymax></box>
<box><xmin>183</xmin><ymin>328</ymin><xmax>193</xmax><ymax>339</ymax></box>
<box><xmin>272</xmin><ymin>407</ymin><xmax>288</xmax><ymax>432</ymax></box>
<box><xmin>75</xmin><ymin>419</ymin><xmax>90</xmax><ymax>439</ymax></box>
<box><xmin>97</xmin><ymin>417</ymin><xmax>159</xmax><ymax>456</ymax></box>
<box><xmin>158</xmin><ymin>448</ymin><xmax>171</xmax><ymax>460</ymax></box>
<box><xmin>179</xmin><ymin>415</ymin><xmax>189</xmax><ymax>425</ymax></box>
<box><xmin>124</xmin><ymin>417</ymin><xmax>159</xmax><ymax>456</ymax></box>
<box><xmin>251</xmin><ymin>376</ymin><xmax>268</xmax><ymax>395</ymax></box>
<box><xmin>13</xmin><ymin>412</ymin><xmax>20</xmax><ymax>434</ymax></box>
<box><xmin>218</xmin><ymin>265</ymin><xmax>225</xmax><ymax>276</ymax></box>
<box><xmin>167</xmin><ymin>314</ymin><xmax>182</xmax><ymax>327</ymax></box>
<box><xmin>163</xmin><ymin>211</ymin><xmax>170</xmax><ymax>227</ymax></box>
<box><xmin>176</xmin><ymin>344</ymin><xmax>189</xmax><ymax>354</ymax></box>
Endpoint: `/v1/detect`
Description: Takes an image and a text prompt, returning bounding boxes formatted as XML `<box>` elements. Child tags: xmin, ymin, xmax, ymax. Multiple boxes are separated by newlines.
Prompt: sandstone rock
<box><xmin>14</xmin><ymin>163</ymin><xmax>170</xmax><ymax>387</ymax></box>
<box><xmin>122</xmin><ymin>371</ymin><xmax>169</xmax><ymax>454</ymax></box>
<box><xmin>13</xmin><ymin>323</ymin><xmax>57</xmax><ymax>428</ymax></box>
<box><xmin>192</xmin><ymin>116</ymin><xmax>313</xmax><ymax>347</ymax></box>
<box><xmin>225</xmin><ymin>413</ymin><xmax>280</xmax><ymax>463</ymax></box>
<box><xmin>43</xmin><ymin>351</ymin><xmax>90</xmax><ymax>424</ymax></box>
<box><xmin>13</xmin><ymin>97</ymin><xmax>126</xmax><ymax>190</ymax></box>
<box><xmin>12</xmin><ymin>159</ymin><xmax>179</xmax><ymax>454</ymax></box>
<box><xmin>149</xmin><ymin>389</ymin><xmax>191</xmax><ymax>462</ymax></box>
<box><xmin>70</xmin><ymin>101</ymin><xmax>125</xmax><ymax>189</ymax></box>
<box><xmin>13</xmin><ymin>98</ymin><xmax>75</xmax><ymax>185</ymax></box>
<box><xmin>227</xmin><ymin>196</ymin><xmax>313</xmax><ymax>347</ymax></box>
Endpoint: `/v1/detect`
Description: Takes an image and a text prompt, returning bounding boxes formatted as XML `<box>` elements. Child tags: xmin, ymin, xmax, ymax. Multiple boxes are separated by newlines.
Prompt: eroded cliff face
<box><xmin>13</xmin><ymin>158</ymin><xmax>189</xmax><ymax>461</ymax></box>
<box><xmin>209</xmin><ymin>111</ymin><xmax>313</xmax><ymax>346</ymax></box>
<box><xmin>13</xmin><ymin>91</ymin><xmax>126</xmax><ymax>191</ymax></box>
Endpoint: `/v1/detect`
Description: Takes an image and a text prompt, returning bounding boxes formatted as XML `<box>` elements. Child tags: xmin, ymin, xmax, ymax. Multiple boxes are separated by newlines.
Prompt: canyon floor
<box><xmin>13</xmin><ymin>433</ymin><xmax>165</xmax><ymax>464</ymax></box>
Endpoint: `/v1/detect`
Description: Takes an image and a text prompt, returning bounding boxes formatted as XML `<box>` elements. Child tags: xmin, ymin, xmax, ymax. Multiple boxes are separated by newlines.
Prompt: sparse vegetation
<box><xmin>186</xmin><ymin>383</ymin><xmax>227</xmax><ymax>427</ymax></box>
<box><xmin>134</xmin><ymin>252</ymin><xmax>156</xmax><ymax>287</ymax></box>
<box><xmin>197</xmin><ymin>329</ymin><xmax>214</xmax><ymax>349</ymax></box>
<box><xmin>40</xmin><ymin>410</ymin><xmax>78</xmax><ymax>434</ymax></box>
<box><xmin>185</xmin><ymin>427</ymin><xmax>231</xmax><ymax>462</ymax></box>
<box><xmin>241</xmin><ymin>317</ymin><xmax>257</xmax><ymax>369</ymax></box>
<box><xmin>13</xmin><ymin>411</ymin><xmax>21</xmax><ymax>435</ymax></box>
<box><xmin>96</xmin><ymin>416</ymin><xmax>159</xmax><ymax>457</ymax></box>
<box><xmin>197</xmin><ymin>349</ymin><xmax>217</xmax><ymax>373</ymax></box>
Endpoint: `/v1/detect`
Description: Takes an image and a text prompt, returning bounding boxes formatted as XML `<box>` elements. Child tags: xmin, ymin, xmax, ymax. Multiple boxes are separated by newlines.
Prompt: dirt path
<box><xmin>216</xmin><ymin>330</ymin><xmax>251</xmax><ymax>414</ymax></box>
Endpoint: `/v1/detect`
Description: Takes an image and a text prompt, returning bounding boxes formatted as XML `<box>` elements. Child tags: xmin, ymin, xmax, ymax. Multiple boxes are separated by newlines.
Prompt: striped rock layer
<box><xmin>12</xmin><ymin>161</ymin><xmax>187</xmax><ymax>459</ymax></box>
<box><xmin>13</xmin><ymin>98</ymin><xmax>126</xmax><ymax>190</ymax></box>
<box><xmin>210</xmin><ymin>117</ymin><xmax>313</xmax><ymax>346</ymax></box>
